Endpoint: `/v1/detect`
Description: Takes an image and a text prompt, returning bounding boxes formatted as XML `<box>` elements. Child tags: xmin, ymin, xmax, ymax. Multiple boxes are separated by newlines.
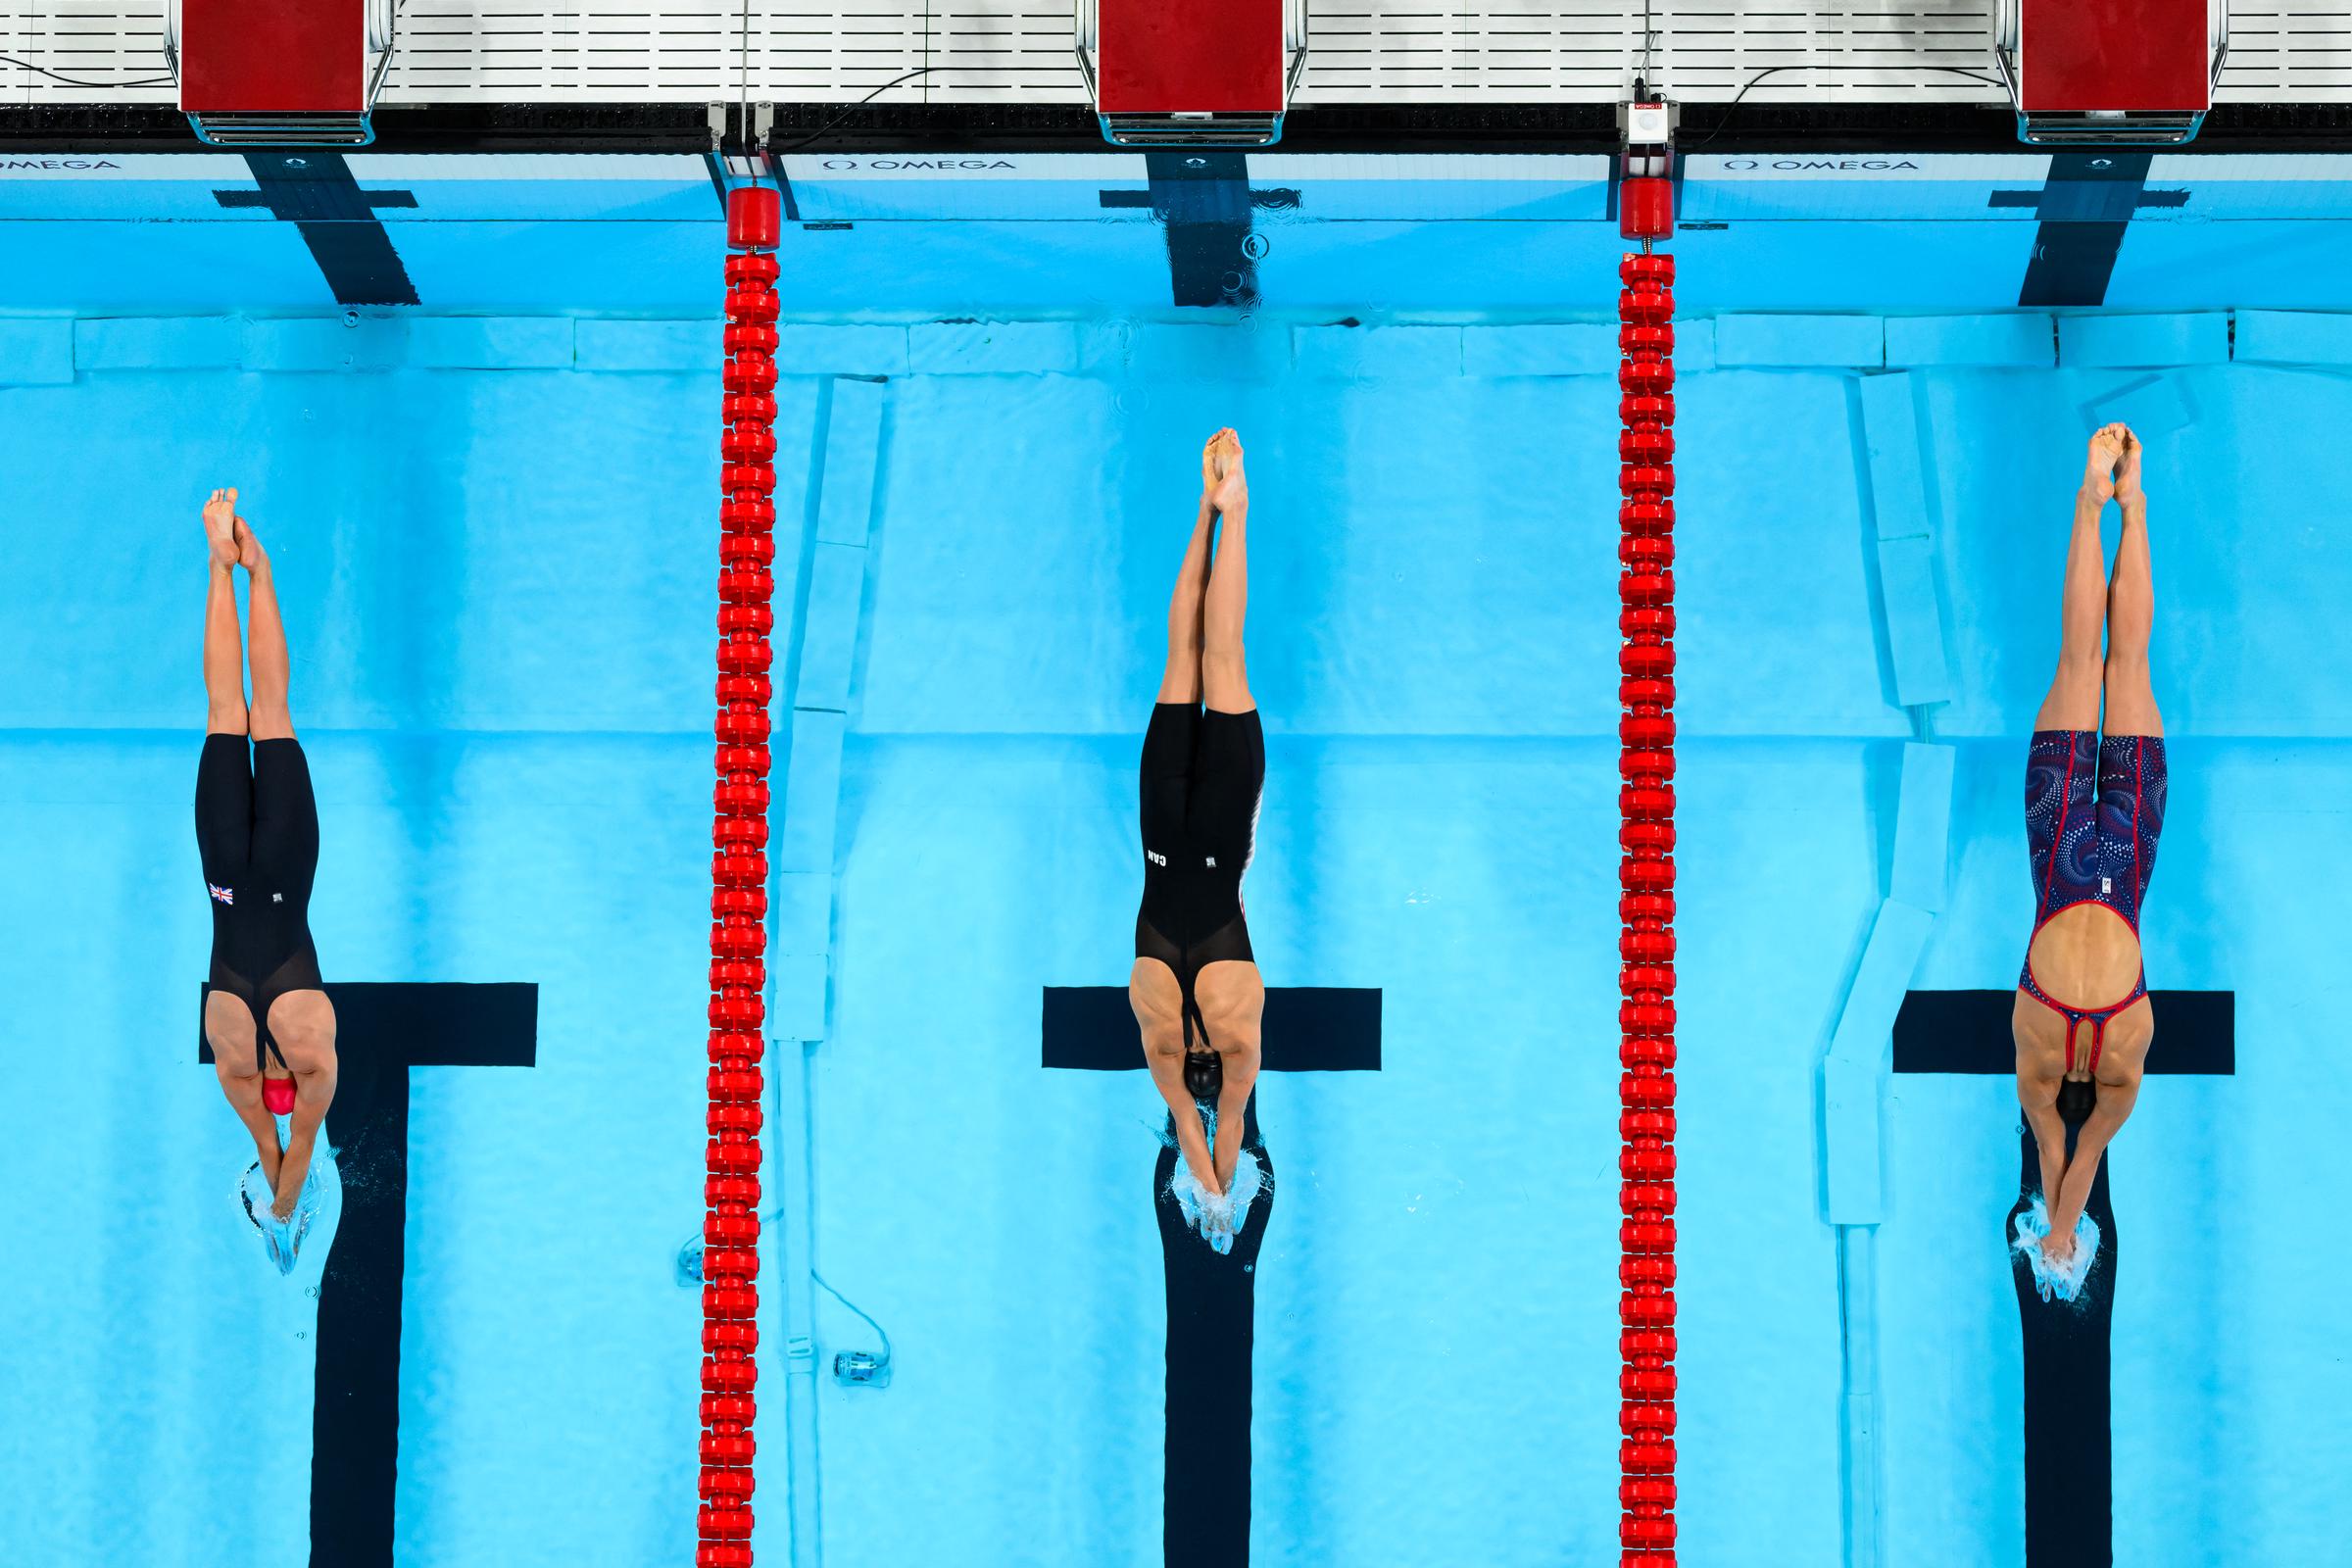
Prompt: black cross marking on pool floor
<box><xmin>211</xmin><ymin>153</ymin><xmax>420</xmax><ymax>307</ymax></box>
<box><xmin>1045</xmin><ymin>984</ymin><xmax>1379</xmax><ymax>1568</ymax></box>
<box><xmin>201</xmin><ymin>981</ymin><xmax>536</xmax><ymax>1568</ymax></box>
<box><xmin>1894</xmin><ymin>987</ymin><xmax>2232</xmax><ymax>1568</ymax></box>
<box><xmin>1987</xmin><ymin>153</ymin><xmax>2190</xmax><ymax>309</ymax></box>
<box><xmin>1098</xmin><ymin>152</ymin><xmax>1301</xmax><ymax>309</ymax></box>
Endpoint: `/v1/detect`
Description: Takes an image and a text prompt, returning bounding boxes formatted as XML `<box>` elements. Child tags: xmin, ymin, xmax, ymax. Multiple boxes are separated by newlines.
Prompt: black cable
<box><xmin>1</xmin><ymin>56</ymin><xmax>175</xmax><ymax>89</ymax></box>
<box><xmin>765</xmin><ymin>67</ymin><xmax>938</xmax><ymax>155</ymax></box>
<box><xmin>1684</xmin><ymin>63</ymin><xmax>2006</xmax><ymax>150</ymax></box>
<box><xmin>813</xmin><ymin>1271</ymin><xmax>892</xmax><ymax>1360</ymax></box>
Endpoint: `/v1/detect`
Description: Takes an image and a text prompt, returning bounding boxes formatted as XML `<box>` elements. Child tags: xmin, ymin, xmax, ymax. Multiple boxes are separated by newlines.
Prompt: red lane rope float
<box><xmin>702</xmin><ymin>183</ymin><xmax>781</xmax><ymax>1568</ymax></box>
<box><xmin>1617</xmin><ymin>247</ymin><xmax>1678</xmax><ymax>1568</ymax></box>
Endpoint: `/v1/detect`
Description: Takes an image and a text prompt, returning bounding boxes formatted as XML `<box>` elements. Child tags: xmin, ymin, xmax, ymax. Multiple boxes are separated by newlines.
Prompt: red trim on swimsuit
<box><xmin>2021</xmin><ymin>902</ymin><xmax>2145</xmax><ymax>1076</ymax></box>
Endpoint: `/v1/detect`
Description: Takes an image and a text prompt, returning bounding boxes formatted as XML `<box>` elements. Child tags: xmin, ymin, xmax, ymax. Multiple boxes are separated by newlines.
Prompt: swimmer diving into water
<box><xmin>2014</xmin><ymin>425</ymin><xmax>2166</xmax><ymax>1292</ymax></box>
<box><xmin>197</xmin><ymin>488</ymin><xmax>339</xmax><ymax>1253</ymax></box>
<box><xmin>1131</xmin><ymin>430</ymin><xmax>1269</xmax><ymax>1250</ymax></box>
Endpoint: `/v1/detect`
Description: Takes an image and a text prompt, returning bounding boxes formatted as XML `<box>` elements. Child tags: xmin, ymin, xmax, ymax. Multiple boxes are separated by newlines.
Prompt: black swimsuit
<box><xmin>196</xmin><ymin>734</ymin><xmax>324</xmax><ymax>1071</ymax></box>
<box><xmin>1136</xmin><ymin>702</ymin><xmax>1264</xmax><ymax>1052</ymax></box>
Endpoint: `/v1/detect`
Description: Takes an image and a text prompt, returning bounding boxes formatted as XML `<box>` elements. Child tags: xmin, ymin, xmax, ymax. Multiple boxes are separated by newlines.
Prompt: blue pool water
<box><xmin>3</xmin><ymin>153</ymin><xmax>2350</xmax><ymax>1567</ymax></box>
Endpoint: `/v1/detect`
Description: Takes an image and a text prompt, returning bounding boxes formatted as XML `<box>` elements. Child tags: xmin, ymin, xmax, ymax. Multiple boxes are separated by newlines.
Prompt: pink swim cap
<box><xmin>263</xmin><ymin>1077</ymin><xmax>297</xmax><ymax>1116</ymax></box>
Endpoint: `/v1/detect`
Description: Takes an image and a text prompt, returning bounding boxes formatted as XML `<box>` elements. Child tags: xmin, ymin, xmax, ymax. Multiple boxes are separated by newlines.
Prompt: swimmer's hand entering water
<box><xmin>2036</xmin><ymin>1222</ymin><xmax>2077</xmax><ymax>1270</ymax></box>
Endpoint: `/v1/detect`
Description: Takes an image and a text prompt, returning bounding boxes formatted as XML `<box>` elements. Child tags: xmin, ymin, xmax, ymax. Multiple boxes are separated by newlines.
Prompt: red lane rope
<box><xmin>701</xmin><ymin>185</ymin><xmax>783</xmax><ymax>1568</ymax></box>
<box><xmin>1616</xmin><ymin>248</ymin><xmax>1678</xmax><ymax>1568</ymax></box>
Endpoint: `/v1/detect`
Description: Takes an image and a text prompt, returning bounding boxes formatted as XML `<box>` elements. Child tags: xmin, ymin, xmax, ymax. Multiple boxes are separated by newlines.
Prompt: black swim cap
<box><xmin>1183</xmin><ymin>1049</ymin><xmax>1222</xmax><ymax>1104</ymax></box>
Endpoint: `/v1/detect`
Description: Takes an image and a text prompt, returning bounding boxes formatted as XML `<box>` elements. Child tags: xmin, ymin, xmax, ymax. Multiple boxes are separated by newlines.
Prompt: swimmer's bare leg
<box><xmin>2102</xmin><ymin>429</ymin><xmax>2162</xmax><ymax>738</ymax></box>
<box><xmin>1156</xmin><ymin>433</ymin><xmax>1225</xmax><ymax>706</ymax></box>
<box><xmin>2033</xmin><ymin>426</ymin><xmax>2124</xmax><ymax>734</ymax></box>
<box><xmin>1200</xmin><ymin>429</ymin><xmax>1252</xmax><ymax>717</ymax></box>
<box><xmin>237</xmin><ymin>517</ymin><xmax>295</xmax><ymax>743</ymax></box>
<box><xmin>202</xmin><ymin>489</ymin><xmax>248</xmax><ymax>735</ymax></box>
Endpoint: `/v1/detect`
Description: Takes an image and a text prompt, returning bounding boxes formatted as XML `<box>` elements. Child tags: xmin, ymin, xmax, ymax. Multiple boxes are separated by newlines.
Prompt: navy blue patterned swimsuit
<box><xmin>2020</xmin><ymin>729</ymin><xmax>2168</xmax><ymax>1073</ymax></box>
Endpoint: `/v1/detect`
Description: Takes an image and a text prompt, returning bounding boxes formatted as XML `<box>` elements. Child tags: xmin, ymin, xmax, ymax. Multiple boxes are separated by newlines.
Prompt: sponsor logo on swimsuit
<box><xmin>1147</xmin><ymin>850</ymin><xmax>1167</xmax><ymax>867</ymax></box>
<box><xmin>1205</xmin><ymin>857</ymin><xmax>1217</xmax><ymax>868</ymax></box>
<box><xmin>2101</xmin><ymin>877</ymin><xmax>2111</xmax><ymax>895</ymax></box>
<box><xmin>209</xmin><ymin>882</ymin><xmax>235</xmax><ymax>906</ymax></box>
<box><xmin>272</xmin><ymin>892</ymin><xmax>283</xmax><ymax>903</ymax></box>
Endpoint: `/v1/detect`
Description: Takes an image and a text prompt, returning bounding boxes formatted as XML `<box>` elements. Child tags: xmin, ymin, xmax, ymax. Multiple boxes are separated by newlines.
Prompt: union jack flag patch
<box><xmin>209</xmin><ymin>883</ymin><xmax>235</xmax><ymax>906</ymax></box>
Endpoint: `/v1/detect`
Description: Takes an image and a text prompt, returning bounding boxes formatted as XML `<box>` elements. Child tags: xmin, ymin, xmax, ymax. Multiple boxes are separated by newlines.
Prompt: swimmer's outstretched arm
<box><xmin>222</xmin><ymin>1078</ymin><xmax>285</xmax><ymax>1192</ymax></box>
<box><xmin>1146</xmin><ymin>1048</ymin><xmax>1223</xmax><ymax>1194</ymax></box>
<box><xmin>1210</xmin><ymin>1048</ymin><xmax>1260</xmax><ymax>1192</ymax></box>
<box><xmin>271</xmin><ymin>1062</ymin><xmax>337</xmax><ymax>1216</ymax></box>
<box><xmin>2017</xmin><ymin>1063</ymin><xmax>2069</xmax><ymax>1215</ymax></box>
<box><xmin>2045</xmin><ymin>1077</ymin><xmax>2138</xmax><ymax>1247</ymax></box>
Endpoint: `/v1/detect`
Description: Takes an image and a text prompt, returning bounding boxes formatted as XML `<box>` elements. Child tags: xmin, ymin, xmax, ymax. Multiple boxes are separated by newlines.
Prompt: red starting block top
<box><xmin>1098</xmin><ymin>0</ymin><xmax>1284</xmax><ymax>115</ymax></box>
<box><xmin>2020</xmin><ymin>0</ymin><xmax>2211</xmax><ymax>113</ymax></box>
<box><xmin>178</xmin><ymin>0</ymin><xmax>367</xmax><ymax>114</ymax></box>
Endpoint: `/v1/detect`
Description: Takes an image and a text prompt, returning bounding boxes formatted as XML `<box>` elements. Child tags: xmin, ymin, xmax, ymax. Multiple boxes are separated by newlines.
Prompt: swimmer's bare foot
<box><xmin>1208</xmin><ymin>431</ymin><xmax>1247</xmax><ymax>515</ymax></box>
<box><xmin>1200</xmin><ymin>426</ymin><xmax>1238</xmax><ymax>494</ymax></box>
<box><xmin>203</xmin><ymin>487</ymin><xmax>241</xmax><ymax>568</ymax></box>
<box><xmin>2082</xmin><ymin>423</ymin><xmax>2127</xmax><ymax>506</ymax></box>
<box><xmin>236</xmin><ymin>515</ymin><xmax>269</xmax><ymax>576</ymax></box>
<box><xmin>2113</xmin><ymin>425</ymin><xmax>2145</xmax><ymax>508</ymax></box>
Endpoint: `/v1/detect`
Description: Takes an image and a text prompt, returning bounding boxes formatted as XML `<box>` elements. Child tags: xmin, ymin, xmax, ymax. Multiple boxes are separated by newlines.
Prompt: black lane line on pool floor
<box><xmin>1047</xmin><ymin>984</ymin><xmax>1379</xmax><ymax>1567</ymax></box>
<box><xmin>1893</xmin><ymin>989</ymin><xmax>2233</xmax><ymax>1074</ymax></box>
<box><xmin>1895</xmin><ymin>986</ymin><xmax>2232</xmax><ymax>1568</ymax></box>
<box><xmin>202</xmin><ymin>980</ymin><xmax>537</xmax><ymax>1568</ymax></box>
<box><xmin>1988</xmin><ymin>152</ymin><xmax>2190</xmax><ymax>309</ymax></box>
<box><xmin>1098</xmin><ymin>153</ymin><xmax>1301</xmax><ymax>310</ymax></box>
<box><xmin>212</xmin><ymin>153</ymin><xmax>421</xmax><ymax>308</ymax></box>
<box><xmin>1044</xmin><ymin>985</ymin><xmax>1382</xmax><ymax>1073</ymax></box>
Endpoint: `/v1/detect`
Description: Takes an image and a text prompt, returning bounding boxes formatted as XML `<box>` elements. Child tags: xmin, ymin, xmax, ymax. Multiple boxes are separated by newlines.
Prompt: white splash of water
<box><xmin>235</xmin><ymin>1116</ymin><xmax>343</xmax><ymax>1283</ymax></box>
<box><xmin>2012</xmin><ymin>1195</ymin><xmax>2101</xmax><ymax>1304</ymax></box>
<box><xmin>1168</xmin><ymin>1148</ymin><xmax>1263</xmax><ymax>1256</ymax></box>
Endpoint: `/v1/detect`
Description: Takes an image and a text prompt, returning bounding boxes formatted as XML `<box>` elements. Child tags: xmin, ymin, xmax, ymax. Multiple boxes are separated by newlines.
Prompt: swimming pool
<box><xmin>2</xmin><ymin>150</ymin><xmax>2348</xmax><ymax>1567</ymax></box>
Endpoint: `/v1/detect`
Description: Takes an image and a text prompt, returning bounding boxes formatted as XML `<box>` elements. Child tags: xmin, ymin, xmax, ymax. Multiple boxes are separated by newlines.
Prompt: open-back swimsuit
<box><xmin>2020</xmin><ymin>729</ymin><xmax>2167</xmax><ymax>1075</ymax></box>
